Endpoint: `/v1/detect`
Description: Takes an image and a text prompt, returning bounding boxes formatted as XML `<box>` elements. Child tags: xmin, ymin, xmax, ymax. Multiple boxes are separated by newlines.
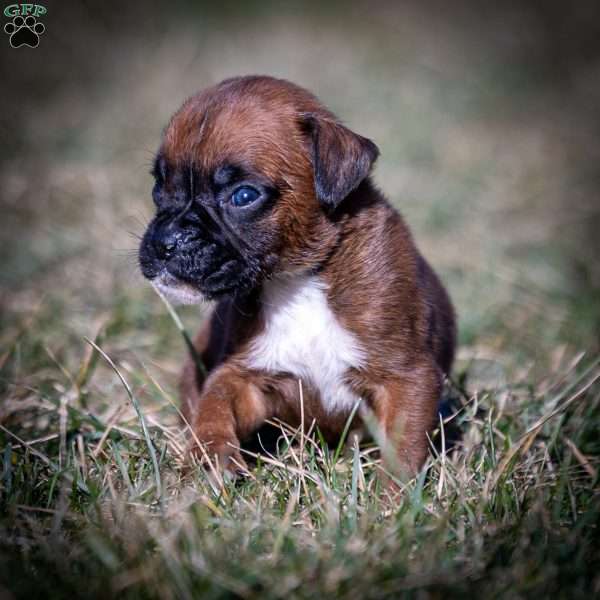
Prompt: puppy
<box><xmin>139</xmin><ymin>75</ymin><xmax>456</xmax><ymax>481</ymax></box>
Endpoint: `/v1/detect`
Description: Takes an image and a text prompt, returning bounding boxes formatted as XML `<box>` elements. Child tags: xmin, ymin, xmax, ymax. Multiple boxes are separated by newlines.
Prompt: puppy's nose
<box><xmin>154</xmin><ymin>228</ymin><xmax>183</xmax><ymax>260</ymax></box>
<box><xmin>156</xmin><ymin>239</ymin><xmax>176</xmax><ymax>260</ymax></box>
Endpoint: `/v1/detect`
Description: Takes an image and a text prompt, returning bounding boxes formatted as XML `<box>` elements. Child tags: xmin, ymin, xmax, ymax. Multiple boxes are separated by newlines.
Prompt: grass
<box><xmin>1</xmin><ymin>2</ymin><xmax>599</xmax><ymax>598</ymax></box>
<box><xmin>0</xmin><ymin>315</ymin><xmax>599</xmax><ymax>598</ymax></box>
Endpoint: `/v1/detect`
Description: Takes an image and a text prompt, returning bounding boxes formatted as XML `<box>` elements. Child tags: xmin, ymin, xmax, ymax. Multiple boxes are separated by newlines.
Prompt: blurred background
<box><xmin>1</xmin><ymin>0</ymin><xmax>599</xmax><ymax>391</ymax></box>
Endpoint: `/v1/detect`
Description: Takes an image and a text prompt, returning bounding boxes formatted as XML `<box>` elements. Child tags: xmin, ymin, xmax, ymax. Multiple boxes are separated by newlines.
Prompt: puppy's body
<box><xmin>179</xmin><ymin>180</ymin><xmax>455</xmax><ymax>472</ymax></box>
<box><xmin>140</xmin><ymin>76</ymin><xmax>456</xmax><ymax>478</ymax></box>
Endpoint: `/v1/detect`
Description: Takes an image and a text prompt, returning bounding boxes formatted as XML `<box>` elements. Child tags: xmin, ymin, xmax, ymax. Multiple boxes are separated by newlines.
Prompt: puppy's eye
<box><xmin>231</xmin><ymin>186</ymin><xmax>260</xmax><ymax>207</ymax></box>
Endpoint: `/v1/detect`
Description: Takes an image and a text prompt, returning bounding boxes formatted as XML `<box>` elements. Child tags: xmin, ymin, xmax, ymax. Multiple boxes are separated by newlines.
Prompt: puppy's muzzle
<box><xmin>152</xmin><ymin>221</ymin><xmax>200</xmax><ymax>261</ymax></box>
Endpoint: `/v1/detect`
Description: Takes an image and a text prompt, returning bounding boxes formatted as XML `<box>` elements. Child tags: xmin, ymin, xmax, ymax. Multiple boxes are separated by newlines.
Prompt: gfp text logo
<box><xmin>3</xmin><ymin>4</ymin><xmax>47</xmax><ymax>48</ymax></box>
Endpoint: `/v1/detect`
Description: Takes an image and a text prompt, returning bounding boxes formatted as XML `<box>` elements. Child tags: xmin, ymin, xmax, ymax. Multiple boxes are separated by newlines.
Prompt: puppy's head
<box><xmin>139</xmin><ymin>75</ymin><xmax>378</xmax><ymax>303</ymax></box>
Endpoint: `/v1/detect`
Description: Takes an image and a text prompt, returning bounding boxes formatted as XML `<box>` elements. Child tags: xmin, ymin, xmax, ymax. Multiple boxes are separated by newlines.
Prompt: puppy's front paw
<box><xmin>187</xmin><ymin>430</ymin><xmax>248</xmax><ymax>481</ymax></box>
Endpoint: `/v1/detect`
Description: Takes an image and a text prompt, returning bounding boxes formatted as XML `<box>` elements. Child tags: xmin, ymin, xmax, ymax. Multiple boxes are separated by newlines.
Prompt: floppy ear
<box><xmin>300</xmin><ymin>113</ymin><xmax>379</xmax><ymax>210</ymax></box>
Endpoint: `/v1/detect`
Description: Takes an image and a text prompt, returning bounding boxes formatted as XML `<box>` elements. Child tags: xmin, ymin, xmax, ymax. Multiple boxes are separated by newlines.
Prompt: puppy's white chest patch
<box><xmin>246</xmin><ymin>275</ymin><xmax>366</xmax><ymax>413</ymax></box>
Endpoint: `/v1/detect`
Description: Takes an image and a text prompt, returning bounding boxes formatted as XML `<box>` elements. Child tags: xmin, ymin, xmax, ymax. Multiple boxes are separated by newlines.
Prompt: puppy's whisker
<box><xmin>114</xmin><ymin>248</ymin><xmax>141</xmax><ymax>257</ymax></box>
<box><xmin>127</xmin><ymin>230</ymin><xmax>143</xmax><ymax>241</ymax></box>
<box><xmin>130</xmin><ymin>212</ymin><xmax>151</xmax><ymax>229</ymax></box>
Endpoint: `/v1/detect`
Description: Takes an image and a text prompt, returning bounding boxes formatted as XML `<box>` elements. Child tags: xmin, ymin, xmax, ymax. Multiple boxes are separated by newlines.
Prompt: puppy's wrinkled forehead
<box><xmin>161</xmin><ymin>77</ymin><xmax>319</xmax><ymax>179</ymax></box>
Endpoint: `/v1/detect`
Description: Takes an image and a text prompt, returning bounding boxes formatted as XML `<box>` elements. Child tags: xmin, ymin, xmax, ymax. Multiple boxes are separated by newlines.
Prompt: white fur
<box><xmin>152</xmin><ymin>270</ymin><xmax>204</xmax><ymax>305</ymax></box>
<box><xmin>246</xmin><ymin>274</ymin><xmax>366</xmax><ymax>413</ymax></box>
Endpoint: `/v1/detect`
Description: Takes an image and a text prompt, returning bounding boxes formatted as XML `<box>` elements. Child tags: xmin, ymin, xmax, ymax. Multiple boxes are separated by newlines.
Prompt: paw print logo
<box><xmin>4</xmin><ymin>15</ymin><xmax>45</xmax><ymax>48</ymax></box>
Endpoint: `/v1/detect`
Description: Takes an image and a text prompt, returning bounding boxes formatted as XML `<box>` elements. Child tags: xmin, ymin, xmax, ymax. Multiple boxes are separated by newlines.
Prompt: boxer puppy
<box><xmin>139</xmin><ymin>75</ymin><xmax>456</xmax><ymax>482</ymax></box>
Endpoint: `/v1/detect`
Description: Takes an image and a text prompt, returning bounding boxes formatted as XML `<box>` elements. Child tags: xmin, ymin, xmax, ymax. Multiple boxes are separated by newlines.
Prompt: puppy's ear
<box><xmin>299</xmin><ymin>113</ymin><xmax>379</xmax><ymax>210</ymax></box>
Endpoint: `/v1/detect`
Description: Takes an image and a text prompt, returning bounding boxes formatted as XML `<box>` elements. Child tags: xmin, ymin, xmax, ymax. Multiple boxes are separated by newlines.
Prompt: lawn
<box><xmin>1</xmin><ymin>2</ymin><xmax>599</xmax><ymax>598</ymax></box>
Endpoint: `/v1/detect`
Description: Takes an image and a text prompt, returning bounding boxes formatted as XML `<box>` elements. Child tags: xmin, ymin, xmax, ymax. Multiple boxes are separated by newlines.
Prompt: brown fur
<box><xmin>159</xmin><ymin>76</ymin><xmax>457</xmax><ymax>482</ymax></box>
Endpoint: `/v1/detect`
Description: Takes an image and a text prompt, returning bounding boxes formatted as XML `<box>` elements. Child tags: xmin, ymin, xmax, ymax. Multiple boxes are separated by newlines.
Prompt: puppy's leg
<box><xmin>189</xmin><ymin>363</ymin><xmax>270</xmax><ymax>475</ymax></box>
<box><xmin>372</xmin><ymin>359</ymin><xmax>442</xmax><ymax>483</ymax></box>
